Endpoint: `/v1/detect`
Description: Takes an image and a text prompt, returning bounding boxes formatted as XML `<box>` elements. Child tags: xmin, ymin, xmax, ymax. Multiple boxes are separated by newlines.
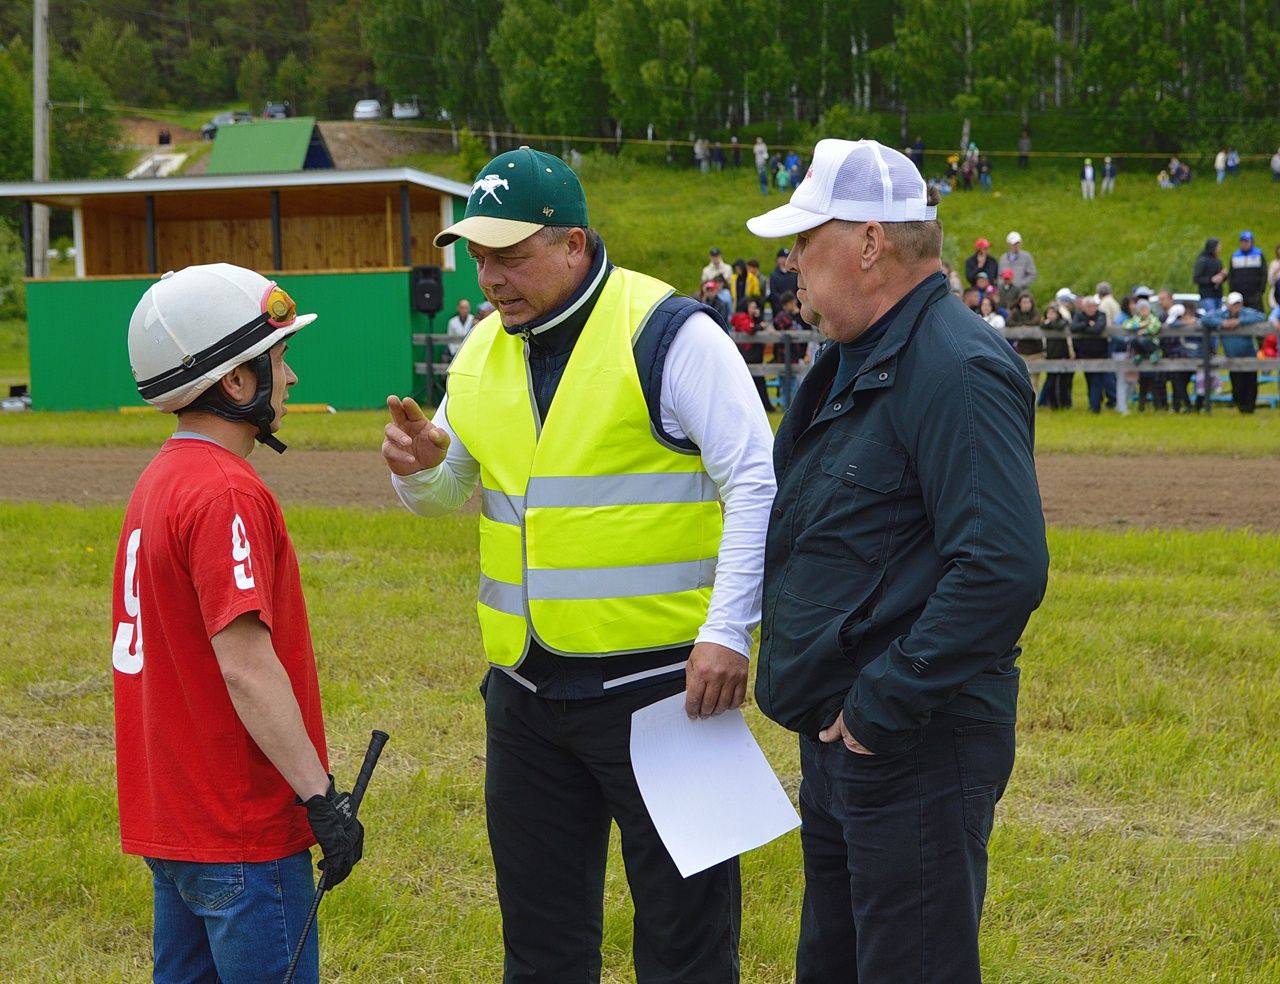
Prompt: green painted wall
<box><xmin>28</xmin><ymin>259</ymin><xmax>482</xmax><ymax>411</ymax></box>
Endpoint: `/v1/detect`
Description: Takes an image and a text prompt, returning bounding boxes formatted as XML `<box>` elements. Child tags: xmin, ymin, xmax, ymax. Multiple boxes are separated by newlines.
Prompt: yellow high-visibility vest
<box><xmin>446</xmin><ymin>267</ymin><xmax>723</xmax><ymax>667</ymax></box>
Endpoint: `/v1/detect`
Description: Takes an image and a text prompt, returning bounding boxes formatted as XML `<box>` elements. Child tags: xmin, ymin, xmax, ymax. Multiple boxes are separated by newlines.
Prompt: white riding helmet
<box><xmin>129</xmin><ymin>263</ymin><xmax>316</xmax><ymax>413</ymax></box>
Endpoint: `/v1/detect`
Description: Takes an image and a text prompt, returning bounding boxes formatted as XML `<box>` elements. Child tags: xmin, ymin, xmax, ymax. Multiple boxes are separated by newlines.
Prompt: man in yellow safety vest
<box><xmin>381</xmin><ymin>147</ymin><xmax>776</xmax><ymax>983</ymax></box>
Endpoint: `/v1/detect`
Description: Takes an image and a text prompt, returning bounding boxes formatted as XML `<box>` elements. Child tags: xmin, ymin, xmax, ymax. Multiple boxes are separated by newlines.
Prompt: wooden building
<box><xmin>1</xmin><ymin>167</ymin><xmax>477</xmax><ymax>410</ymax></box>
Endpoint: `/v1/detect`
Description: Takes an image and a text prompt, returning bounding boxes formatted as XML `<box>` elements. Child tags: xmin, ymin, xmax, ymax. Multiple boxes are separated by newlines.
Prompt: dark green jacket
<box><xmin>756</xmin><ymin>273</ymin><xmax>1049</xmax><ymax>753</ymax></box>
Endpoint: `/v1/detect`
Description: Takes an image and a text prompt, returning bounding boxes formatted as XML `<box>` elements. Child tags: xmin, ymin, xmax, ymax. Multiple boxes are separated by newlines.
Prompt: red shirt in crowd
<box><xmin>112</xmin><ymin>437</ymin><xmax>327</xmax><ymax>862</ymax></box>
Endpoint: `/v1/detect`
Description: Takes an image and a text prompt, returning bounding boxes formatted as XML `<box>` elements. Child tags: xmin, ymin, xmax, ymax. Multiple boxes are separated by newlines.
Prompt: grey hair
<box><xmin>536</xmin><ymin>225</ymin><xmax>601</xmax><ymax>258</ymax></box>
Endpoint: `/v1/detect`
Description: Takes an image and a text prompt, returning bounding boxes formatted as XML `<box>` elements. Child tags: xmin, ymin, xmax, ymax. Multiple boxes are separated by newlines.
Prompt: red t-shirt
<box><xmin>112</xmin><ymin>437</ymin><xmax>327</xmax><ymax>862</ymax></box>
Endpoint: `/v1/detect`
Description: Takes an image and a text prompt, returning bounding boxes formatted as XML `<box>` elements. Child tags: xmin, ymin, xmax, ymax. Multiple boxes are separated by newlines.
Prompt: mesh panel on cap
<box><xmin>885</xmin><ymin>157</ymin><xmax>924</xmax><ymax>202</ymax></box>
<box><xmin>832</xmin><ymin>151</ymin><xmax>884</xmax><ymax>205</ymax></box>
<box><xmin>830</xmin><ymin>143</ymin><xmax>926</xmax><ymax>209</ymax></box>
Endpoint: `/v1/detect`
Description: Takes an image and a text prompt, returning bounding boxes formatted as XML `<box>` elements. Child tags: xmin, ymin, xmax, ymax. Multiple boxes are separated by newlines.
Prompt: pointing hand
<box><xmin>382</xmin><ymin>395</ymin><xmax>450</xmax><ymax>476</ymax></box>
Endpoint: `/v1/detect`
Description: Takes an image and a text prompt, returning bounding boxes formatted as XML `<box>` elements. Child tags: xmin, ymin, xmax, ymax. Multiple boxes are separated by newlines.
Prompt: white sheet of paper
<box><xmin>630</xmin><ymin>692</ymin><xmax>800</xmax><ymax>878</ymax></box>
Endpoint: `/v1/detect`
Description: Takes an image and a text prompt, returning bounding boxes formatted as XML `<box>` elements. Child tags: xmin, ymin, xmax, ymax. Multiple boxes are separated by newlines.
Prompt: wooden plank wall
<box><xmin>158</xmin><ymin>217</ymin><xmax>274</xmax><ymax>271</ymax></box>
<box><xmin>82</xmin><ymin>210</ymin><xmax>147</xmax><ymax>276</ymax></box>
<box><xmin>79</xmin><ymin>189</ymin><xmax>447</xmax><ymax>275</ymax></box>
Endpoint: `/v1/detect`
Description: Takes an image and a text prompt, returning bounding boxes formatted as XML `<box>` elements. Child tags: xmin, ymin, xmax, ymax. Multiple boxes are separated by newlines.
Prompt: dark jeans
<box><xmin>1230</xmin><ymin>371</ymin><xmax>1258</xmax><ymax>412</ymax></box>
<box><xmin>795</xmin><ymin>713</ymin><xmax>1015</xmax><ymax>984</ymax></box>
<box><xmin>484</xmin><ymin>669</ymin><xmax>741</xmax><ymax>983</ymax></box>
<box><xmin>1084</xmin><ymin>371</ymin><xmax>1109</xmax><ymax>412</ymax></box>
<box><xmin>145</xmin><ymin>851</ymin><xmax>317</xmax><ymax>984</ymax></box>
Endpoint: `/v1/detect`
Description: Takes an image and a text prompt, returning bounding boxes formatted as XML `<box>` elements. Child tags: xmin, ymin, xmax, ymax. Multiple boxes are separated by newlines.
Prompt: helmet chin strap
<box><xmin>244</xmin><ymin>352</ymin><xmax>288</xmax><ymax>454</ymax></box>
<box><xmin>185</xmin><ymin>351</ymin><xmax>288</xmax><ymax>454</ymax></box>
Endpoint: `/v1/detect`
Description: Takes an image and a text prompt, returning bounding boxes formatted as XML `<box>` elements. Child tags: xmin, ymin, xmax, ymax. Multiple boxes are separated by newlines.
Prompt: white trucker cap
<box><xmin>746</xmin><ymin>139</ymin><xmax>936</xmax><ymax>238</ymax></box>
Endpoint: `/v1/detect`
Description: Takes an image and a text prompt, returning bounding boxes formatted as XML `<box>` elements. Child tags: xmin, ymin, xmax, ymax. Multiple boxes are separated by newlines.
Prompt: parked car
<box><xmin>391</xmin><ymin>97</ymin><xmax>421</xmax><ymax>120</ymax></box>
<box><xmin>353</xmin><ymin>99</ymin><xmax>384</xmax><ymax>120</ymax></box>
<box><xmin>201</xmin><ymin>110</ymin><xmax>253</xmax><ymax>140</ymax></box>
<box><xmin>263</xmin><ymin>100</ymin><xmax>292</xmax><ymax>119</ymax></box>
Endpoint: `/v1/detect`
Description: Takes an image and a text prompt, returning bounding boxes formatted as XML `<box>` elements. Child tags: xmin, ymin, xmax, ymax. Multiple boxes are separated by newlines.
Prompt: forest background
<box><xmin>4</xmin><ymin>0</ymin><xmax>1280</xmax><ymax>192</ymax></box>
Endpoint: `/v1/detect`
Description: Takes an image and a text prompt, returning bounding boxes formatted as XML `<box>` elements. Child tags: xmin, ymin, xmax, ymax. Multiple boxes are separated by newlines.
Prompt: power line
<box><xmin>48</xmin><ymin>102</ymin><xmax>1279</xmax><ymax>162</ymax></box>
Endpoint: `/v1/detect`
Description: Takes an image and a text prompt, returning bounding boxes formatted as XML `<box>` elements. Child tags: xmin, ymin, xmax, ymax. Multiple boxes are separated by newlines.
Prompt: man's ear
<box><xmin>216</xmin><ymin>362</ymin><xmax>254</xmax><ymax>404</ymax></box>
<box><xmin>861</xmin><ymin>221</ymin><xmax>887</xmax><ymax>270</ymax></box>
<box><xmin>565</xmin><ymin>227</ymin><xmax>589</xmax><ymax>265</ymax></box>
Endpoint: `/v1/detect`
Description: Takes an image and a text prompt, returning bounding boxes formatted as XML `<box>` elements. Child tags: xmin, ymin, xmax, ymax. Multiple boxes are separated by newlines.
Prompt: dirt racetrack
<box><xmin>2</xmin><ymin>447</ymin><xmax>1278</xmax><ymax>530</ymax></box>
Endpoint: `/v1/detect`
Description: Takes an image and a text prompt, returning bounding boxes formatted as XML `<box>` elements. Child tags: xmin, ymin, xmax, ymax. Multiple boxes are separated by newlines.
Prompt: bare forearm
<box><xmin>222</xmin><ymin>656</ymin><xmax>329</xmax><ymax>800</ymax></box>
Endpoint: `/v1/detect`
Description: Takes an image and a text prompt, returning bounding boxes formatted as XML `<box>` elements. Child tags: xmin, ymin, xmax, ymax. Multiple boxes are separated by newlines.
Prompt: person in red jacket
<box><xmin>113</xmin><ymin>264</ymin><xmax>363</xmax><ymax>984</ymax></box>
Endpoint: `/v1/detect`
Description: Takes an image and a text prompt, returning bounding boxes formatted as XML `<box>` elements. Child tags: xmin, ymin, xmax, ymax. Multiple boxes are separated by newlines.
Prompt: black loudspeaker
<box><xmin>410</xmin><ymin>265</ymin><xmax>444</xmax><ymax>314</ymax></box>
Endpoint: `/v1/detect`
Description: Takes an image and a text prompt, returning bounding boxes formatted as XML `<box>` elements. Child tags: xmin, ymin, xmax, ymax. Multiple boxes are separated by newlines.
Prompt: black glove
<box><xmin>302</xmin><ymin>778</ymin><xmax>364</xmax><ymax>887</ymax></box>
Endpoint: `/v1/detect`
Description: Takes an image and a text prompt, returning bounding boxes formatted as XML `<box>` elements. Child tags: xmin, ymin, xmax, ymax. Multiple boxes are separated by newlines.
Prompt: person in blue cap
<box><xmin>1229</xmin><ymin>230</ymin><xmax>1266</xmax><ymax>310</ymax></box>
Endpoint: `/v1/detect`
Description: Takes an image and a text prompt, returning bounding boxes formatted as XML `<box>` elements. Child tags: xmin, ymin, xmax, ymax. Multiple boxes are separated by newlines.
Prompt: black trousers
<box><xmin>483</xmin><ymin>670</ymin><xmax>741</xmax><ymax>983</ymax></box>
<box><xmin>1229</xmin><ymin>371</ymin><xmax>1258</xmax><ymax>412</ymax></box>
<box><xmin>795</xmin><ymin>713</ymin><xmax>1015</xmax><ymax>984</ymax></box>
<box><xmin>1138</xmin><ymin>373</ymin><xmax>1167</xmax><ymax>410</ymax></box>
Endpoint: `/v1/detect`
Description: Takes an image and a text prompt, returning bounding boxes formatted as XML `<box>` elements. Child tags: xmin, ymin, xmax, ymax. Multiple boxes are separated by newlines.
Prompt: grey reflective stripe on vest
<box><xmin>478</xmin><ymin>575</ymin><xmax>523</xmax><ymax>615</ymax></box>
<box><xmin>526</xmin><ymin>472</ymin><xmax>718</xmax><ymax>508</ymax></box>
<box><xmin>528</xmin><ymin>557</ymin><xmax>716</xmax><ymax>600</ymax></box>
<box><xmin>481</xmin><ymin>487</ymin><xmax>525</xmax><ymax>526</ymax></box>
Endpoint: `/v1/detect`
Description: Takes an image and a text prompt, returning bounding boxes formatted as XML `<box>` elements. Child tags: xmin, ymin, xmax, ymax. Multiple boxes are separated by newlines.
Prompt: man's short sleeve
<box><xmin>185</xmin><ymin>489</ymin><xmax>279</xmax><ymax>639</ymax></box>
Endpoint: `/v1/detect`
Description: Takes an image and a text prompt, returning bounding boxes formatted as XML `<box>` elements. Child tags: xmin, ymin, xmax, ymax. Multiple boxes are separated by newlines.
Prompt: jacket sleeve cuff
<box><xmin>843</xmin><ymin>700</ymin><xmax>924</xmax><ymax>757</ymax></box>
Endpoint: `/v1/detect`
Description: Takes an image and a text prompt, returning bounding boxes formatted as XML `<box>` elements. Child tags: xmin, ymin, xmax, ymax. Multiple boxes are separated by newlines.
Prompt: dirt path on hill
<box><xmin>2</xmin><ymin>448</ymin><xmax>1277</xmax><ymax>530</ymax></box>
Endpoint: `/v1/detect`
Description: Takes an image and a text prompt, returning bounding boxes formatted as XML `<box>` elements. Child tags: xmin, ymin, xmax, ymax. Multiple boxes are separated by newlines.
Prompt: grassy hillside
<box><xmin>400</xmin><ymin>149</ymin><xmax>1280</xmax><ymax>301</ymax></box>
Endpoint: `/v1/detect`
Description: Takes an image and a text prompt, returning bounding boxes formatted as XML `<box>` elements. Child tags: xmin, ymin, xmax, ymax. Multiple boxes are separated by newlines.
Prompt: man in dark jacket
<box><xmin>1193</xmin><ymin>238</ymin><xmax>1226</xmax><ymax>314</ymax></box>
<box><xmin>1071</xmin><ymin>293</ymin><xmax>1110</xmax><ymax>412</ymax></box>
<box><xmin>746</xmin><ymin>138</ymin><xmax>1049</xmax><ymax>984</ymax></box>
<box><xmin>767</xmin><ymin>246</ymin><xmax>798</xmax><ymax>313</ymax></box>
<box><xmin>963</xmin><ymin>236</ymin><xmax>998</xmax><ymax>288</ymax></box>
<box><xmin>1230</xmin><ymin>231</ymin><xmax>1267</xmax><ymax>310</ymax></box>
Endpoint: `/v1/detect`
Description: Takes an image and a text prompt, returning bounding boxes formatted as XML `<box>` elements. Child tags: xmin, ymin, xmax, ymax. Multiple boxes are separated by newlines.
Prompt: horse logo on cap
<box><xmin>472</xmin><ymin>174</ymin><xmax>510</xmax><ymax>205</ymax></box>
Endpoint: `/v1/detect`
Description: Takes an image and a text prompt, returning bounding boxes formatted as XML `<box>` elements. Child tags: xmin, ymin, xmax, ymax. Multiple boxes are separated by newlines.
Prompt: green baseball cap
<box><xmin>434</xmin><ymin>146</ymin><xmax>589</xmax><ymax>249</ymax></box>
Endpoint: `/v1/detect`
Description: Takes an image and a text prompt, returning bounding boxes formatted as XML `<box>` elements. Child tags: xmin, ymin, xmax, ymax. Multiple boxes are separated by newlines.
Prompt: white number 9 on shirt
<box><xmin>112</xmin><ymin>528</ymin><xmax>144</xmax><ymax>674</ymax></box>
<box><xmin>231</xmin><ymin>514</ymin><xmax>255</xmax><ymax>589</ymax></box>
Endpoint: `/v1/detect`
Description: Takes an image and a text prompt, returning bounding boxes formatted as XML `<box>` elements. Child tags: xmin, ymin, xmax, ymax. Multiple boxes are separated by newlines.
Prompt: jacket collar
<box><xmin>847</xmin><ymin>272</ymin><xmax>949</xmax><ymax>395</ymax></box>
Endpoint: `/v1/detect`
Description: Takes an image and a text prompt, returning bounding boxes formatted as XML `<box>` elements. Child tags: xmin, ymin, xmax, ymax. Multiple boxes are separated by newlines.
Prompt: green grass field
<box><xmin>2</xmin><ymin>505</ymin><xmax>1277</xmax><ymax>982</ymax></box>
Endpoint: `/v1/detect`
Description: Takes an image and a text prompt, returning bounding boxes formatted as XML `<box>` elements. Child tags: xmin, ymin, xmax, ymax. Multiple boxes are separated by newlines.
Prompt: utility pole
<box><xmin>32</xmin><ymin>0</ymin><xmax>50</xmax><ymax>278</ymax></box>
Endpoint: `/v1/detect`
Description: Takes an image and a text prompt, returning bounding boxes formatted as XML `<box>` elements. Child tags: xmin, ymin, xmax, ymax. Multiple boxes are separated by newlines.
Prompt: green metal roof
<box><xmin>207</xmin><ymin>117</ymin><xmax>331</xmax><ymax>174</ymax></box>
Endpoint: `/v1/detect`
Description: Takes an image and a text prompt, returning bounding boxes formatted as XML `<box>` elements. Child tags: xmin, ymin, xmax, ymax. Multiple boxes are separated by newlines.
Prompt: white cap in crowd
<box><xmin>1226</xmin><ymin>291</ymin><xmax>1244</xmax><ymax>305</ymax></box>
<box><xmin>1006</xmin><ymin>231</ymin><xmax>1022</xmax><ymax>245</ymax></box>
<box><xmin>1166</xmin><ymin>303</ymin><xmax>1186</xmax><ymax>320</ymax></box>
<box><xmin>1055</xmin><ymin>287</ymin><xmax>1076</xmax><ymax>304</ymax></box>
<box><xmin>745</xmin><ymin>139</ymin><xmax>935</xmax><ymax>238</ymax></box>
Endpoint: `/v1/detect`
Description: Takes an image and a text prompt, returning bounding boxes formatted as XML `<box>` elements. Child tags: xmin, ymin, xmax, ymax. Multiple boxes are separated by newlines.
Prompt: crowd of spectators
<box><xmin>696</xmin><ymin>245</ymin><xmax>810</xmax><ymax>412</ymax></box>
<box><xmin>949</xmin><ymin>230</ymin><xmax>1280</xmax><ymax>414</ymax></box>
<box><xmin>695</xmin><ymin>226</ymin><xmax>1279</xmax><ymax>415</ymax></box>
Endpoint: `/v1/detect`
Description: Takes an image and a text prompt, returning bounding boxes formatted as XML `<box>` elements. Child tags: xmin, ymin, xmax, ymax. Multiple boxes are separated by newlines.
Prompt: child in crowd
<box><xmin>1126</xmin><ymin>298</ymin><xmax>1165</xmax><ymax>410</ymax></box>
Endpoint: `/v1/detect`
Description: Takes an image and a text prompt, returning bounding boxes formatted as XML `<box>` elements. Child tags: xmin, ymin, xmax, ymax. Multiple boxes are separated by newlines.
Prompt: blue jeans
<box><xmin>146</xmin><ymin>850</ymin><xmax>318</xmax><ymax>984</ymax></box>
<box><xmin>795</xmin><ymin>714</ymin><xmax>1015</xmax><ymax>984</ymax></box>
<box><xmin>1085</xmin><ymin>371</ymin><xmax>1109</xmax><ymax>412</ymax></box>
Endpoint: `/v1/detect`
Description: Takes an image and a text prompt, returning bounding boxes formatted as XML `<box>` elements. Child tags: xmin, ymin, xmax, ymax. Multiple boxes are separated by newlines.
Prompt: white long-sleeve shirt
<box><xmin>392</xmin><ymin>310</ymin><xmax>776</xmax><ymax>660</ymax></box>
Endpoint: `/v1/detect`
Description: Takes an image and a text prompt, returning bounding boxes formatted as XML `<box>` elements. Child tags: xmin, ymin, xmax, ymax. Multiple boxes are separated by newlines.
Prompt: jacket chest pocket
<box><xmin>806</xmin><ymin>436</ymin><xmax>908</xmax><ymax>568</ymax></box>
